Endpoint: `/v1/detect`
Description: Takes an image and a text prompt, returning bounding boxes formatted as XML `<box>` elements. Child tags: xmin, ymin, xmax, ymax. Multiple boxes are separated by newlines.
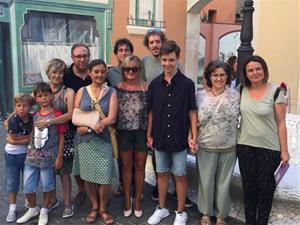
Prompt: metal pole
<box><xmin>236</xmin><ymin>0</ymin><xmax>254</xmax><ymax>86</ymax></box>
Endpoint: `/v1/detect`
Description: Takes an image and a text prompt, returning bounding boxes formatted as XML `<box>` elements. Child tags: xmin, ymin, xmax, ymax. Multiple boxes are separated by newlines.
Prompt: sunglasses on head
<box><xmin>123</xmin><ymin>66</ymin><xmax>139</xmax><ymax>73</ymax></box>
<box><xmin>147</xmin><ymin>28</ymin><xmax>162</xmax><ymax>34</ymax></box>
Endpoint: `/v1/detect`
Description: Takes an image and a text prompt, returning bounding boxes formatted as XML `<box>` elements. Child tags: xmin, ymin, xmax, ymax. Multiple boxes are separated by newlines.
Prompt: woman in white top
<box><xmin>193</xmin><ymin>60</ymin><xmax>240</xmax><ymax>225</ymax></box>
<box><xmin>237</xmin><ymin>55</ymin><xmax>290</xmax><ymax>225</ymax></box>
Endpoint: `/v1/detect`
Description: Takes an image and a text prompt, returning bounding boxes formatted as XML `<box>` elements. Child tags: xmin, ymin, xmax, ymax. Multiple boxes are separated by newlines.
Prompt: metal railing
<box><xmin>127</xmin><ymin>17</ymin><xmax>165</xmax><ymax>28</ymax></box>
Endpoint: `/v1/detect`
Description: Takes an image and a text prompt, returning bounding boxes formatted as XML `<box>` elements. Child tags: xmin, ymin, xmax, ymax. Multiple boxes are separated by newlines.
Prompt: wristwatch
<box><xmin>87</xmin><ymin>128</ymin><xmax>92</xmax><ymax>133</ymax></box>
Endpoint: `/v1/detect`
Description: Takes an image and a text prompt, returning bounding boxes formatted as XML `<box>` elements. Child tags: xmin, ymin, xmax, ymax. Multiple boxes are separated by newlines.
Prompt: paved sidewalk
<box><xmin>0</xmin><ymin>125</ymin><xmax>243</xmax><ymax>225</ymax></box>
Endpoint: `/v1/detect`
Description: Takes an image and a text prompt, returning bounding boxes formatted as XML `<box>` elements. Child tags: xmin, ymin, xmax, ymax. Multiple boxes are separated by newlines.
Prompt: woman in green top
<box><xmin>237</xmin><ymin>55</ymin><xmax>290</xmax><ymax>225</ymax></box>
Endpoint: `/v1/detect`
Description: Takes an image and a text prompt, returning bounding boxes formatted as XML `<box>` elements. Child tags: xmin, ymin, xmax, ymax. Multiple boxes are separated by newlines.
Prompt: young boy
<box><xmin>16</xmin><ymin>82</ymin><xmax>65</xmax><ymax>225</ymax></box>
<box><xmin>4</xmin><ymin>93</ymin><xmax>35</xmax><ymax>223</ymax></box>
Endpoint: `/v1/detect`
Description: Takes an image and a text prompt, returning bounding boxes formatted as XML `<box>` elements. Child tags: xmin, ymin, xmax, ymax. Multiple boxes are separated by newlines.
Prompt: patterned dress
<box><xmin>72</xmin><ymin>86</ymin><xmax>115</xmax><ymax>184</ymax></box>
<box><xmin>52</xmin><ymin>85</ymin><xmax>75</xmax><ymax>159</ymax></box>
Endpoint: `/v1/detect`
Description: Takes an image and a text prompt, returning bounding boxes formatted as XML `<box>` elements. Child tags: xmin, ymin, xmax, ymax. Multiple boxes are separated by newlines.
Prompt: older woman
<box><xmin>115</xmin><ymin>55</ymin><xmax>148</xmax><ymax>218</ymax></box>
<box><xmin>72</xmin><ymin>59</ymin><xmax>117</xmax><ymax>224</ymax></box>
<box><xmin>193</xmin><ymin>60</ymin><xmax>240</xmax><ymax>225</ymax></box>
<box><xmin>35</xmin><ymin>58</ymin><xmax>75</xmax><ymax>218</ymax></box>
<box><xmin>237</xmin><ymin>55</ymin><xmax>290</xmax><ymax>225</ymax></box>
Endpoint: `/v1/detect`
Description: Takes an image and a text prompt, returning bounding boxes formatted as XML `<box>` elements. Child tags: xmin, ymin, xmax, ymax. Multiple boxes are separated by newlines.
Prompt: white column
<box><xmin>184</xmin><ymin>13</ymin><xmax>200</xmax><ymax>86</ymax></box>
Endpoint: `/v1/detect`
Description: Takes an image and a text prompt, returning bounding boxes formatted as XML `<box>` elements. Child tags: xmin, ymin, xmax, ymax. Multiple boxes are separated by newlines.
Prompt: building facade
<box><xmin>0</xmin><ymin>0</ymin><xmax>113</xmax><ymax>115</ymax></box>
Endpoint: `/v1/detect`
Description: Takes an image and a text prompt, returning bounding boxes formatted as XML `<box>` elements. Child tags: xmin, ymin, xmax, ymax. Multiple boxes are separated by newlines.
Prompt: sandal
<box><xmin>86</xmin><ymin>208</ymin><xmax>98</xmax><ymax>224</ymax></box>
<box><xmin>200</xmin><ymin>215</ymin><xmax>211</xmax><ymax>225</ymax></box>
<box><xmin>99</xmin><ymin>211</ymin><xmax>114</xmax><ymax>224</ymax></box>
<box><xmin>216</xmin><ymin>218</ymin><xmax>227</xmax><ymax>225</ymax></box>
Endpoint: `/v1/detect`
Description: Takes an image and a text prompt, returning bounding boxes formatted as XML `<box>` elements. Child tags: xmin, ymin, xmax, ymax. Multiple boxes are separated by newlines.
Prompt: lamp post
<box><xmin>236</xmin><ymin>0</ymin><xmax>254</xmax><ymax>86</ymax></box>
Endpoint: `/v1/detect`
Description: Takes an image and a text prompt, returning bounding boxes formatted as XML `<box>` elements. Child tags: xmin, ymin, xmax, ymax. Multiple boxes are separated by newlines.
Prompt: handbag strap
<box><xmin>200</xmin><ymin>91</ymin><xmax>226</xmax><ymax>135</ymax></box>
<box><xmin>86</xmin><ymin>85</ymin><xmax>107</xmax><ymax>119</ymax></box>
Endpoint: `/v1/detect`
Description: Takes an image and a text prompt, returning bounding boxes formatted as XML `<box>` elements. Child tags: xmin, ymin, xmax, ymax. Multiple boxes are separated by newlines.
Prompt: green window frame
<box><xmin>135</xmin><ymin>0</ymin><xmax>156</xmax><ymax>27</ymax></box>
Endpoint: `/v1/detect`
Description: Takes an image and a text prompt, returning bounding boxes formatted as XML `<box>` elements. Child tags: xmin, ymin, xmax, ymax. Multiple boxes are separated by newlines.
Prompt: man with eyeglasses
<box><xmin>142</xmin><ymin>28</ymin><xmax>193</xmax><ymax>209</ymax></box>
<box><xmin>106</xmin><ymin>38</ymin><xmax>134</xmax><ymax>86</ymax></box>
<box><xmin>64</xmin><ymin>43</ymin><xmax>92</xmax><ymax>93</ymax></box>
<box><xmin>63</xmin><ymin>43</ymin><xmax>91</xmax><ymax>206</ymax></box>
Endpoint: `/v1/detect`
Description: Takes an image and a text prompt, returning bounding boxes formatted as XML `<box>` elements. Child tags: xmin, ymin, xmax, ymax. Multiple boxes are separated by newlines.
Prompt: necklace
<box><xmin>210</xmin><ymin>87</ymin><xmax>225</xmax><ymax>96</ymax></box>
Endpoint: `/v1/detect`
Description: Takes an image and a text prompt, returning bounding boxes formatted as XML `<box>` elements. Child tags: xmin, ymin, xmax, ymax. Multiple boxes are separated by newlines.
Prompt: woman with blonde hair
<box><xmin>116</xmin><ymin>55</ymin><xmax>148</xmax><ymax>218</ymax></box>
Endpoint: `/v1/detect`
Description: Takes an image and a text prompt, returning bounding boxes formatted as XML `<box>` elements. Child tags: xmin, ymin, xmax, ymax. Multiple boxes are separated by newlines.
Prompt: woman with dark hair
<box><xmin>72</xmin><ymin>59</ymin><xmax>117</xmax><ymax>224</ymax></box>
<box><xmin>193</xmin><ymin>60</ymin><xmax>240</xmax><ymax>225</ymax></box>
<box><xmin>115</xmin><ymin>55</ymin><xmax>148</xmax><ymax>218</ymax></box>
<box><xmin>237</xmin><ymin>55</ymin><xmax>290</xmax><ymax>225</ymax></box>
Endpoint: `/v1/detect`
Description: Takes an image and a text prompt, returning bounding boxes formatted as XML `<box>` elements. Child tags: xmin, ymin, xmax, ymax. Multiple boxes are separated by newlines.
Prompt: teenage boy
<box><xmin>142</xmin><ymin>28</ymin><xmax>192</xmax><ymax>208</ymax></box>
<box><xmin>4</xmin><ymin>94</ymin><xmax>35</xmax><ymax>223</ymax></box>
<box><xmin>106</xmin><ymin>38</ymin><xmax>134</xmax><ymax>86</ymax></box>
<box><xmin>63</xmin><ymin>43</ymin><xmax>91</xmax><ymax>205</ymax></box>
<box><xmin>147</xmin><ymin>41</ymin><xmax>197</xmax><ymax>225</ymax></box>
<box><xmin>17</xmin><ymin>82</ymin><xmax>65</xmax><ymax>225</ymax></box>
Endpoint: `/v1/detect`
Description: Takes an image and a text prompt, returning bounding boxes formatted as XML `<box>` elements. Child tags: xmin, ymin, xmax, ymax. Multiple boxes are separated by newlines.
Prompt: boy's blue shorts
<box><xmin>23</xmin><ymin>165</ymin><xmax>55</xmax><ymax>193</ymax></box>
<box><xmin>5</xmin><ymin>152</ymin><xmax>26</xmax><ymax>193</ymax></box>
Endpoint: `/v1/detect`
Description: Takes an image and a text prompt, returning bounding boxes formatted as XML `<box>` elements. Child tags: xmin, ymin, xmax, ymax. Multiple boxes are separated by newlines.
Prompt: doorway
<box><xmin>0</xmin><ymin>22</ymin><xmax>13</xmax><ymax>118</ymax></box>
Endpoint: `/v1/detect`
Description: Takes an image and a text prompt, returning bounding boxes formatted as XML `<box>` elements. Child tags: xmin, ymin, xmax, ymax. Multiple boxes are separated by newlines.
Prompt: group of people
<box><xmin>4</xmin><ymin>28</ymin><xmax>290</xmax><ymax>225</ymax></box>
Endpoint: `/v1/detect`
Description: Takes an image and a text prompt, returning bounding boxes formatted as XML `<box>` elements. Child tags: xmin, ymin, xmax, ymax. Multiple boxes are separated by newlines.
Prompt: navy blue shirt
<box><xmin>147</xmin><ymin>70</ymin><xmax>197</xmax><ymax>152</ymax></box>
<box><xmin>63</xmin><ymin>64</ymin><xmax>92</xmax><ymax>93</ymax></box>
<box><xmin>8</xmin><ymin>113</ymin><xmax>33</xmax><ymax>135</ymax></box>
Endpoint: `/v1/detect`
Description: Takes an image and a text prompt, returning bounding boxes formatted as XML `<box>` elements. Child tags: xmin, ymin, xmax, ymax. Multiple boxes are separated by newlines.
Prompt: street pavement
<box><xmin>0</xmin><ymin>125</ymin><xmax>244</xmax><ymax>225</ymax></box>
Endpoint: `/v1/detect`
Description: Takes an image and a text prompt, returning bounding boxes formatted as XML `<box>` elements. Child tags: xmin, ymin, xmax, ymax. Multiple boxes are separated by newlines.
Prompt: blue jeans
<box><xmin>5</xmin><ymin>152</ymin><xmax>26</xmax><ymax>193</ymax></box>
<box><xmin>154</xmin><ymin>149</ymin><xmax>187</xmax><ymax>176</ymax></box>
<box><xmin>23</xmin><ymin>165</ymin><xmax>55</xmax><ymax>193</ymax></box>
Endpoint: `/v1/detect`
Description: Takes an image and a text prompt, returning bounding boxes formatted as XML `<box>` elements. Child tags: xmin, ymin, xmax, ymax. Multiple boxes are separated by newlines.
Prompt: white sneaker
<box><xmin>6</xmin><ymin>210</ymin><xmax>16</xmax><ymax>223</ymax></box>
<box><xmin>38</xmin><ymin>210</ymin><xmax>48</xmax><ymax>225</ymax></box>
<box><xmin>173</xmin><ymin>211</ymin><xmax>187</xmax><ymax>225</ymax></box>
<box><xmin>148</xmin><ymin>206</ymin><xmax>170</xmax><ymax>225</ymax></box>
<box><xmin>17</xmin><ymin>206</ymin><xmax>40</xmax><ymax>224</ymax></box>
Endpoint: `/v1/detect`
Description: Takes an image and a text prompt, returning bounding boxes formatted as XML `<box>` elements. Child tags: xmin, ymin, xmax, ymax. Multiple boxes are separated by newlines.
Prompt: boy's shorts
<box><xmin>5</xmin><ymin>152</ymin><xmax>27</xmax><ymax>193</ymax></box>
<box><xmin>154</xmin><ymin>148</ymin><xmax>187</xmax><ymax>176</ymax></box>
<box><xmin>23</xmin><ymin>165</ymin><xmax>55</xmax><ymax>193</ymax></box>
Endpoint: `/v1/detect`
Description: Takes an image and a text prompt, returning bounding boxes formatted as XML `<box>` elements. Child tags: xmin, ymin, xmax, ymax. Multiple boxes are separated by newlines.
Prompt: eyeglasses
<box><xmin>72</xmin><ymin>54</ymin><xmax>90</xmax><ymax>59</ymax></box>
<box><xmin>147</xmin><ymin>28</ymin><xmax>162</xmax><ymax>34</ymax></box>
<box><xmin>211</xmin><ymin>73</ymin><xmax>227</xmax><ymax>78</ymax></box>
<box><xmin>123</xmin><ymin>67</ymin><xmax>139</xmax><ymax>73</ymax></box>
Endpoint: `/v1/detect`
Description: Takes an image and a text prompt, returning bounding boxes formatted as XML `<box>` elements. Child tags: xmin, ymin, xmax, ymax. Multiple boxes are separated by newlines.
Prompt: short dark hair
<box><xmin>227</xmin><ymin>55</ymin><xmax>237</xmax><ymax>68</ymax></box>
<box><xmin>204</xmin><ymin>60</ymin><xmax>231</xmax><ymax>88</ymax></box>
<box><xmin>88</xmin><ymin>59</ymin><xmax>107</xmax><ymax>71</ymax></box>
<box><xmin>143</xmin><ymin>31</ymin><xmax>167</xmax><ymax>48</ymax></box>
<box><xmin>159</xmin><ymin>40</ymin><xmax>180</xmax><ymax>58</ymax></box>
<box><xmin>71</xmin><ymin>43</ymin><xmax>90</xmax><ymax>56</ymax></box>
<box><xmin>241</xmin><ymin>55</ymin><xmax>269</xmax><ymax>87</ymax></box>
<box><xmin>113</xmin><ymin>38</ymin><xmax>134</xmax><ymax>54</ymax></box>
<box><xmin>33</xmin><ymin>82</ymin><xmax>52</xmax><ymax>97</ymax></box>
